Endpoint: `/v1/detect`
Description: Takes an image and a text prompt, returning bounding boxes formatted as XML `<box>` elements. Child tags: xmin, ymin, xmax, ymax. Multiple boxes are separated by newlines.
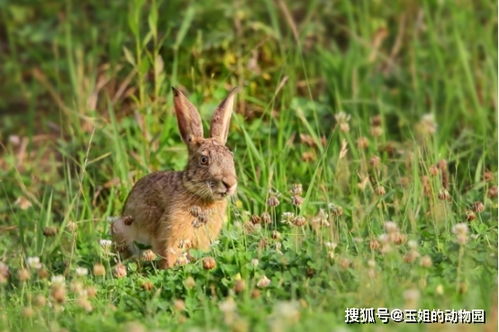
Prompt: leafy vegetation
<box><xmin>0</xmin><ymin>0</ymin><xmax>497</xmax><ymax>331</ymax></box>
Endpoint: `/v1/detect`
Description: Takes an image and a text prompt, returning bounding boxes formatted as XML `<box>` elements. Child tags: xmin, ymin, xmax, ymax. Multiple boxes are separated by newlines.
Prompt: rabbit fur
<box><xmin>111</xmin><ymin>87</ymin><xmax>238</xmax><ymax>269</ymax></box>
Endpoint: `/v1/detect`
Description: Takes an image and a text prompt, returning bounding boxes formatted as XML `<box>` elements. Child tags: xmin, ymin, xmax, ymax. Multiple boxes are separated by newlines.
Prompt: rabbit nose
<box><xmin>222</xmin><ymin>177</ymin><xmax>236</xmax><ymax>191</ymax></box>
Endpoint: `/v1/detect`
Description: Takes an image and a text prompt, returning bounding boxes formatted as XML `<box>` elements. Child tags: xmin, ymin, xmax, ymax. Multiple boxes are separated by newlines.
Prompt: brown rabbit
<box><xmin>111</xmin><ymin>87</ymin><xmax>239</xmax><ymax>269</ymax></box>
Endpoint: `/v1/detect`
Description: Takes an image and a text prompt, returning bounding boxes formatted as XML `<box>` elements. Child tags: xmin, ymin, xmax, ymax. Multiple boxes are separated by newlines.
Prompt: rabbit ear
<box><xmin>210</xmin><ymin>87</ymin><xmax>239</xmax><ymax>145</ymax></box>
<box><xmin>172</xmin><ymin>87</ymin><xmax>204</xmax><ymax>147</ymax></box>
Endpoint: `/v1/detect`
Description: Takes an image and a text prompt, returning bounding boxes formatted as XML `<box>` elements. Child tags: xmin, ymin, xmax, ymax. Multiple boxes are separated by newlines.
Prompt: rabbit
<box><xmin>111</xmin><ymin>86</ymin><xmax>239</xmax><ymax>269</ymax></box>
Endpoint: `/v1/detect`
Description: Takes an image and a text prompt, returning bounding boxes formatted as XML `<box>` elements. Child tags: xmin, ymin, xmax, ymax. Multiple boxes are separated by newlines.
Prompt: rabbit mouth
<box><xmin>208</xmin><ymin>180</ymin><xmax>235</xmax><ymax>199</ymax></box>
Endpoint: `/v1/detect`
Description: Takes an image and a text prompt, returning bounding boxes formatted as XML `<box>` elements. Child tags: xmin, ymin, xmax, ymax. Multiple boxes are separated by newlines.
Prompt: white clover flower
<box><xmin>99</xmin><ymin>239</ymin><xmax>112</xmax><ymax>249</ymax></box>
<box><xmin>176</xmin><ymin>253</ymin><xmax>189</xmax><ymax>266</ymax></box>
<box><xmin>407</xmin><ymin>240</ymin><xmax>418</xmax><ymax>249</ymax></box>
<box><xmin>275</xmin><ymin>242</ymin><xmax>282</xmax><ymax>252</ymax></box>
<box><xmin>334</xmin><ymin>111</ymin><xmax>351</xmax><ymax>123</ymax></box>
<box><xmin>452</xmin><ymin>223</ymin><xmax>468</xmax><ymax>235</ymax></box>
<box><xmin>317</xmin><ymin>209</ymin><xmax>329</xmax><ymax>220</ymax></box>
<box><xmin>415</xmin><ymin>113</ymin><xmax>438</xmax><ymax>137</ymax></box>
<box><xmin>281</xmin><ymin>212</ymin><xmax>295</xmax><ymax>224</ymax></box>
<box><xmin>219</xmin><ymin>297</ymin><xmax>236</xmax><ymax>313</ymax></box>
<box><xmin>0</xmin><ymin>262</ymin><xmax>8</xmax><ymax>273</ymax></box>
<box><xmin>75</xmin><ymin>267</ymin><xmax>88</xmax><ymax>277</ymax></box>
<box><xmin>420</xmin><ymin>113</ymin><xmax>437</xmax><ymax>133</ymax></box>
<box><xmin>327</xmin><ymin>203</ymin><xmax>344</xmax><ymax>217</ymax></box>
<box><xmin>383</xmin><ymin>221</ymin><xmax>398</xmax><ymax>233</ymax></box>
<box><xmin>273</xmin><ymin>301</ymin><xmax>300</xmax><ymax>321</ymax></box>
<box><xmin>403</xmin><ymin>288</ymin><xmax>420</xmax><ymax>307</ymax></box>
<box><xmin>312</xmin><ymin>209</ymin><xmax>330</xmax><ymax>227</ymax></box>
<box><xmin>378</xmin><ymin>233</ymin><xmax>390</xmax><ymax>244</ymax></box>
<box><xmin>51</xmin><ymin>275</ymin><xmax>65</xmax><ymax>284</ymax></box>
<box><xmin>26</xmin><ymin>257</ymin><xmax>42</xmax><ymax>270</ymax></box>
<box><xmin>353</xmin><ymin>237</ymin><xmax>363</xmax><ymax>243</ymax></box>
<box><xmin>452</xmin><ymin>223</ymin><xmax>469</xmax><ymax>245</ymax></box>
<box><xmin>0</xmin><ymin>262</ymin><xmax>9</xmax><ymax>282</ymax></box>
<box><xmin>256</xmin><ymin>275</ymin><xmax>271</xmax><ymax>288</ymax></box>
<box><xmin>251</xmin><ymin>259</ymin><xmax>259</xmax><ymax>267</ymax></box>
<box><xmin>335</xmin><ymin>112</ymin><xmax>351</xmax><ymax>132</ymax></box>
<box><xmin>324</xmin><ymin>242</ymin><xmax>337</xmax><ymax>250</ymax></box>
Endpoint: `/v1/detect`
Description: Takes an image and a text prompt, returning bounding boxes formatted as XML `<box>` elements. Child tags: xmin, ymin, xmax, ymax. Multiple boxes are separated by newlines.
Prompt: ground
<box><xmin>0</xmin><ymin>1</ymin><xmax>497</xmax><ymax>331</ymax></box>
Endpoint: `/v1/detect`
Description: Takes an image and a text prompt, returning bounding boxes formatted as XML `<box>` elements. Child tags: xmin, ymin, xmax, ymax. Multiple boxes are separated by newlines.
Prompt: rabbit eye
<box><xmin>200</xmin><ymin>155</ymin><xmax>209</xmax><ymax>165</ymax></box>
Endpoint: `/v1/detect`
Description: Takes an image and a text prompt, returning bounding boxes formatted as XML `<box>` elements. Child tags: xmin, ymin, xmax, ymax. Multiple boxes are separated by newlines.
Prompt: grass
<box><xmin>0</xmin><ymin>0</ymin><xmax>497</xmax><ymax>331</ymax></box>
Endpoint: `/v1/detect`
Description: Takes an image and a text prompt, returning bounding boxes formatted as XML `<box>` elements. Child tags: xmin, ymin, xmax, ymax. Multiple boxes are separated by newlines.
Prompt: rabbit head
<box><xmin>172</xmin><ymin>87</ymin><xmax>238</xmax><ymax>201</ymax></box>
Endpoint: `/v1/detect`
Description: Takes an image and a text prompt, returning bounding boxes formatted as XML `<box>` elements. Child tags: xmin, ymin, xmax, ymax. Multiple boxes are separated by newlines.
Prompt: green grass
<box><xmin>0</xmin><ymin>0</ymin><xmax>497</xmax><ymax>331</ymax></box>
